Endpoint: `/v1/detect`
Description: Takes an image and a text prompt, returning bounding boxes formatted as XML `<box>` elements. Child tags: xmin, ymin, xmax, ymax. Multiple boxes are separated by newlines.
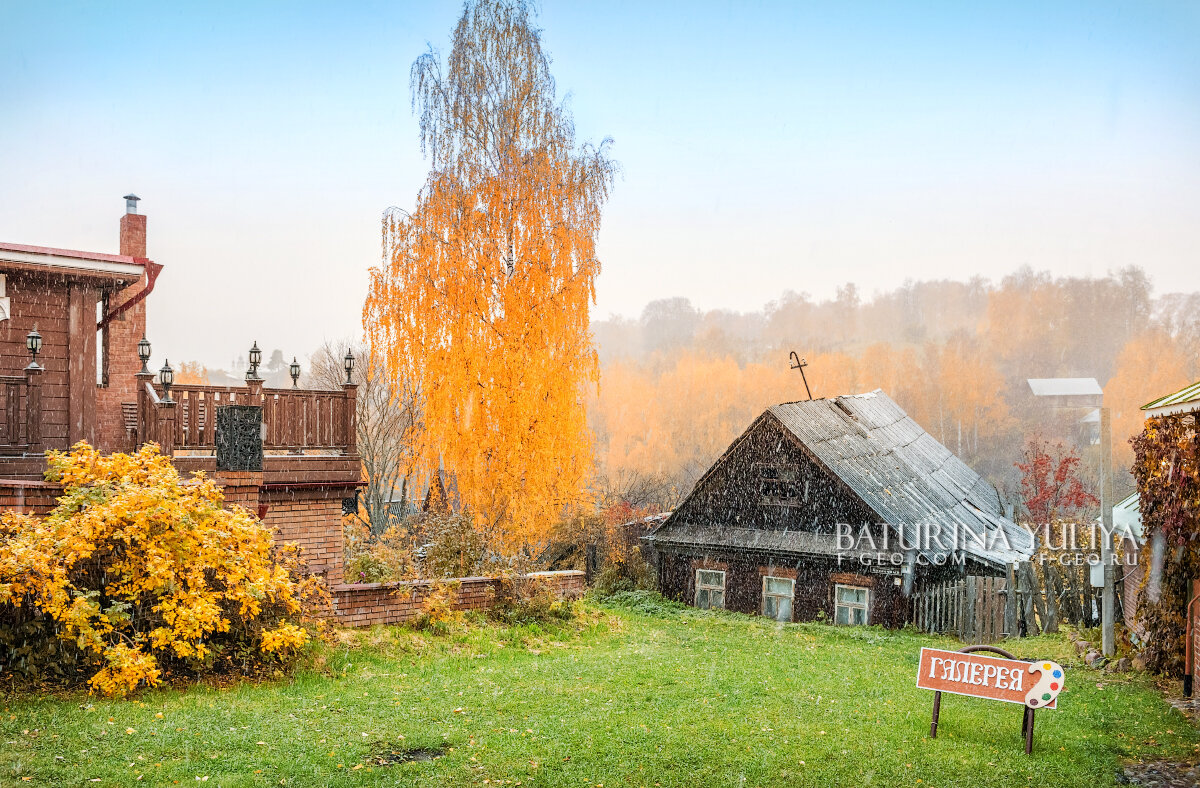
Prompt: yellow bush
<box><xmin>0</xmin><ymin>442</ymin><xmax>324</xmax><ymax>696</ymax></box>
<box><xmin>412</xmin><ymin>580</ymin><xmax>462</xmax><ymax>633</ymax></box>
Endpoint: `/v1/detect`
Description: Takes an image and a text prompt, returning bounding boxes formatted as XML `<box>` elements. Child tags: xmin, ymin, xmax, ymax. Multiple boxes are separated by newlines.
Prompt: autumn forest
<box><xmin>591</xmin><ymin>268</ymin><xmax>1200</xmax><ymax>508</ymax></box>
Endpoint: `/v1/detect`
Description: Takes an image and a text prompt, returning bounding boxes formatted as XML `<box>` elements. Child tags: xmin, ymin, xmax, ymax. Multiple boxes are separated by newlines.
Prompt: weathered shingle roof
<box><xmin>767</xmin><ymin>391</ymin><xmax>1033</xmax><ymax>568</ymax></box>
<box><xmin>647</xmin><ymin>390</ymin><xmax>1034</xmax><ymax>570</ymax></box>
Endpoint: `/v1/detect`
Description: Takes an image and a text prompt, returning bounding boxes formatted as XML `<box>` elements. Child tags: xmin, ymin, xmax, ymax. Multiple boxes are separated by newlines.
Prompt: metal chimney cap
<box><xmin>123</xmin><ymin>194</ymin><xmax>140</xmax><ymax>214</ymax></box>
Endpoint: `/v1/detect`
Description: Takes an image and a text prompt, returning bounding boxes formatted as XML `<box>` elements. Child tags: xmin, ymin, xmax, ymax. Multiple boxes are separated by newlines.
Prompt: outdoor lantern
<box><xmin>159</xmin><ymin>359</ymin><xmax>175</xmax><ymax>403</ymax></box>
<box><xmin>248</xmin><ymin>341</ymin><xmax>262</xmax><ymax>380</ymax></box>
<box><xmin>137</xmin><ymin>335</ymin><xmax>152</xmax><ymax>374</ymax></box>
<box><xmin>25</xmin><ymin>326</ymin><xmax>42</xmax><ymax>370</ymax></box>
<box><xmin>290</xmin><ymin>357</ymin><xmax>301</xmax><ymax>388</ymax></box>
<box><xmin>343</xmin><ymin>349</ymin><xmax>355</xmax><ymax>384</ymax></box>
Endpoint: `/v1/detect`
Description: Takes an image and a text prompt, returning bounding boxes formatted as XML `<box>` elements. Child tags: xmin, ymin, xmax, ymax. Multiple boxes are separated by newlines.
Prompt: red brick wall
<box><xmin>1193</xmin><ymin>578</ymin><xmax>1200</xmax><ymax>680</ymax></box>
<box><xmin>95</xmin><ymin>213</ymin><xmax>148</xmax><ymax>453</ymax></box>
<box><xmin>261</xmin><ymin>487</ymin><xmax>346</xmax><ymax>586</ymax></box>
<box><xmin>0</xmin><ymin>480</ymin><xmax>59</xmax><ymax>515</ymax></box>
<box><xmin>330</xmin><ymin>571</ymin><xmax>586</xmax><ymax>627</ymax></box>
<box><xmin>94</xmin><ymin>295</ymin><xmax>144</xmax><ymax>452</ymax></box>
<box><xmin>1122</xmin><ymin>540</ymin><xmax>1144</xmax><ymax>633</ymax></box>
<box><xmin>1</xmin><ymin>470</ymin><xmax>350</xmax><ymax>592</ymax></box>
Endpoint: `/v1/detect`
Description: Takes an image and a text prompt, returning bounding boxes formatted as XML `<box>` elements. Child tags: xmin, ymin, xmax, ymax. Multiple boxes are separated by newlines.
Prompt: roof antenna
<box><xmin>789</xmin><ymin>351</ymin><xmax>812</xmax><ymax>401</ymax></box>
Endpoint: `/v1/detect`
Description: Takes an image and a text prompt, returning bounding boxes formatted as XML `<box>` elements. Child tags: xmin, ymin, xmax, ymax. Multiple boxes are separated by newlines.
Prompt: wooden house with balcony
<box><xmin>0</xmin><ymin>197</ymin><xmax>361</xmax><ymax>586</ymax></box>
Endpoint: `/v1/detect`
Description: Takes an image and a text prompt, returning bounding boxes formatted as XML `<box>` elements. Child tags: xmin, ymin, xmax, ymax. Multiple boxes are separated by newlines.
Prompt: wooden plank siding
<box><xmin>655</xmin><ymin>548</ymin><xmax>908</xmax><ymax>628</ymax></box>
<box><xmin>0</xmin><ymin>273</ymin><xmax>75</xmax><ymax>449</ymax></box>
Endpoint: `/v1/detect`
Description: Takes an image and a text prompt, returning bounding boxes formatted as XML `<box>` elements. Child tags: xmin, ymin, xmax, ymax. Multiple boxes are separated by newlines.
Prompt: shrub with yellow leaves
<box><xmin>0</xmin><ymin>442</ymin><xmax>324</xmax><ymax>696</ymax></box>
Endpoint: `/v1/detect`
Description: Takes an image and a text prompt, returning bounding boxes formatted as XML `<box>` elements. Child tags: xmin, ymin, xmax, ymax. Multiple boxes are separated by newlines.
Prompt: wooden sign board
<box><xmin>917</xmin><ymin>647</ymin><xmax>1063</xmax><ymax>709</ymax></box>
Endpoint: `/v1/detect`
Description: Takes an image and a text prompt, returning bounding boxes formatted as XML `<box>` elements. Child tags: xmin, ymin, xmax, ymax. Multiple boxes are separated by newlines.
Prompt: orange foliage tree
<box><xmin>173</xmin><ymin>361</ymin><xmax>209</xmax><ymax>385</ymax></box>
<box><xmin>1104</xmin><ymin>329</ymin><xmax>1192</xmax><ymax>470</ymax></box>
<box><xmin>364</xmin><ymin>0</ymin><xmax>616</xmax><ymax>555</ymax></box>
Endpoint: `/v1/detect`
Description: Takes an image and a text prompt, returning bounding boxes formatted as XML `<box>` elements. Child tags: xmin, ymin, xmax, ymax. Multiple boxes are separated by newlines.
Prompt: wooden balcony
<box><xmin>137</xmin><ymin>375</ymin><xmax>357</xmax><ymax>457</ymax></box>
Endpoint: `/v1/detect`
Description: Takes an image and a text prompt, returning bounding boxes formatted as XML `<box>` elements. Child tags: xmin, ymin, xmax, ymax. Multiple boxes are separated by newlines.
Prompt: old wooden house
<box><xmin>644</xmin><ymin>390</ymin><xmax>1034</xmax><ymax>629</ymax></box>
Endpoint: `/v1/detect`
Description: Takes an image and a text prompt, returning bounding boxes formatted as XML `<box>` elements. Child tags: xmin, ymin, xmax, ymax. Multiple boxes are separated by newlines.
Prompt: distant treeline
<box><xmin>589</xmin><ymin>266</ymin><xmax>1200</xmax><ymax>507</ymax></box>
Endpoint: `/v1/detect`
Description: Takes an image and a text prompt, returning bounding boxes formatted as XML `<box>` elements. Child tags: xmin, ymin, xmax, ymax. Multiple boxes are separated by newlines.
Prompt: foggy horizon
<box><xmin>3</xmin><ymin>1</ymin><xmax>1199</xmax><ymax>369</ymax></box>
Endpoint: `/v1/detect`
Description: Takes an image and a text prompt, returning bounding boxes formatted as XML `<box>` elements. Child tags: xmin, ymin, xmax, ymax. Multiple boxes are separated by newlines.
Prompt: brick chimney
<box><xmin>96</xmin><ymin>194</ymin><xmax>151</xmax><ymax>453</ymax></box>
<box><xmin>119</xmin><ymin>194</ymin><xmax>146</xmax><ymax>257</ymax></box>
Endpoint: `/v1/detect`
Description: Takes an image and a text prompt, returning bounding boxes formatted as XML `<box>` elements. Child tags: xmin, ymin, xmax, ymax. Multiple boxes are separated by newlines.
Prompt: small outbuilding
<box><xmin>643</xmin><ymin>390</ymin><xmax>1034</xmax><ymax>628</ymax></box>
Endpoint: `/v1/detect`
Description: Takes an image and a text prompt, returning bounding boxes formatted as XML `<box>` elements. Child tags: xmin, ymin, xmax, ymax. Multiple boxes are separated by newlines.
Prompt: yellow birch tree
<box><xmin>364</xmin><ymin>0</ymin><xmax>616</xmax><ymax>555</ymax></box>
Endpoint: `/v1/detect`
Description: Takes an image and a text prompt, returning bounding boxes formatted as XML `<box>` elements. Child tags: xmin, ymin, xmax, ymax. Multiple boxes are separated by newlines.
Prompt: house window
<box><xmin>96</xmin><ymin>292</ymin><xmax>110</xmax><ymax>387</ymax></box>
<box><xmin>762</xmin><ymin>576</ymin><xmax>794</xmax><ymax>622</ymax></box>
<box><xmin>757</xmin><ymin>463</ymin><xmax>804</xmax><ymax>506</ymax></box>
<box><xmin>834</xmin><ymin>584</ymin><xmax>869</xmax><ymax>625</ymax></box>
<box><xmin>695</xmin><ymin>569</ymin><xmax>725</xmax><ymax>610</ymax></box>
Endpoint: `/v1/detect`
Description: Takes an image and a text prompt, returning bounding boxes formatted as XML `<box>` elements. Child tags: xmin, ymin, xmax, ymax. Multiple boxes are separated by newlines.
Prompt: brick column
<box><xmin>96</xmin><ymin>208</ymin><xmax>150</xmax><ymax>452</ymax></box>
<box><xmin>215</xmin><ymin>470</ymin><xmax>263</xmax><ymax>515</ymax></box>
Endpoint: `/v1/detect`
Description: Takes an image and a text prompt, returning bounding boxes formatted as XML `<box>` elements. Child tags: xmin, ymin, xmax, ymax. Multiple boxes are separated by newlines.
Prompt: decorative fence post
<box><xmin>135</xmin><ymin>371</ymin><xmax>155</xmax><ymax>448</ymax></box>
<box><xmin>157</xmin><ymin>398</ymin><xmax>176</xmax><ymax>455</ymax></box>
<box><xmin>342</xmin><ymin>381</ymin><xmax>357</xmax><ymax>455</ymax></box>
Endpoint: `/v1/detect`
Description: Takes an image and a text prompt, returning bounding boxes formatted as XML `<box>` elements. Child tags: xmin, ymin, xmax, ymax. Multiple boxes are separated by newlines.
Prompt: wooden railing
<box><xmin>0</xmin><ymin>371</ymin><xmax>41</xmax><ymax>455</ymax></box>
<box><xmin>136</xmin><ymin>376</ymin><xmax>357</xmax><ymax>456</ymax></box>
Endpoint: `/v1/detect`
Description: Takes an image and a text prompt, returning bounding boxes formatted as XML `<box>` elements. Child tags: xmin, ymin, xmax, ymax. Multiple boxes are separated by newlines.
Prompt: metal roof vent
<box><xmin>123</xmin><ymin>194</ymin><xmax>140</xmax><ymax>214</ymax></box>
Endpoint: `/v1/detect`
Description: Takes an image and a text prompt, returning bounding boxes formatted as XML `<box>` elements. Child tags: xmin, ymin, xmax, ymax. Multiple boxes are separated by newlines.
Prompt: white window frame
<box><xmin>695</xmin><ymin>569</ymin><xmax>726</xmax><ymax>610</ymax></box>
<box><xmin>762</xmin><ymin>575</ymin><xmax>795</xmax><ymax>622</ymax></box>
<box><xmin>834</xmin><ymin>583</ymin><xmax>870</xmax><ymax>626</ymax></box>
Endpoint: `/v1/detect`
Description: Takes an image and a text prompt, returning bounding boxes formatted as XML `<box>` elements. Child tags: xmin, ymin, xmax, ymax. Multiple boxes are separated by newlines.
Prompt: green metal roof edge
<box><xmin>1141</xmin><ymin>379</ymin><xmax>1200</xmax><ymax>411</ymax></box>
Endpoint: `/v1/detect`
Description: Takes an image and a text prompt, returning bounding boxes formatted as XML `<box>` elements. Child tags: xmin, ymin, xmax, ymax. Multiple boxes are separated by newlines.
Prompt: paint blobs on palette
<box><xmin>1025</xmin><ymin>660</ymin><xmax>1065</xmax><ymax>708</ymax></box>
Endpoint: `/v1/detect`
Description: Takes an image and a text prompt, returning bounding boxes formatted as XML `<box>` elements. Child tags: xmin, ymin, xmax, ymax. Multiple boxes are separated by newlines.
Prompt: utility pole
<box><xmin>789</xmin><ymin>351</ymin><xmax>812</xmax><ymax>400</ymax></box>
<box><xmin>1027</xmin><ymin>378</ymin><xmax>1114</xmax><ymax>656</ymax></box>
<box><xmin>1099</xmin><ymin>406</ymin><xmax>1115</xmax><ymax>656</ymax></box>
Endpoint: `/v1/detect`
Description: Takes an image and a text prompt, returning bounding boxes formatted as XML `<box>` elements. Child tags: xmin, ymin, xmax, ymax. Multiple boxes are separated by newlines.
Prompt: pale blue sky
<box><xmin>2</xmin><ymin>1</ymin><xmax>1199</xmax><ymax>368</ymax></box>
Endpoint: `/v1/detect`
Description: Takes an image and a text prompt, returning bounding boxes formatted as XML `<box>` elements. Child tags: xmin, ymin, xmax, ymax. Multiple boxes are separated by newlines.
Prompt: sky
<box><xmin>2</xmin><ymin>1</ymin><xmax>1199</xmax><ymax>370</ymax></box>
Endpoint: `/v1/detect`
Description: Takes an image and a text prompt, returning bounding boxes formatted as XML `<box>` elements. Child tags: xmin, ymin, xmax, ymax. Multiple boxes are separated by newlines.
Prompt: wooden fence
<box><xmin>910</xmin><ymin>575</ymin><xmax>1013</xmax><ymax>644</ymax></box>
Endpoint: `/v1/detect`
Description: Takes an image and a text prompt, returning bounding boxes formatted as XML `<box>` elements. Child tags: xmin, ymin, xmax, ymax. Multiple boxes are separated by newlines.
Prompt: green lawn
<box><xmin>3</xmin><ymin>595</ymin><xmax>1195</xmax><ymax>787</ymax></box>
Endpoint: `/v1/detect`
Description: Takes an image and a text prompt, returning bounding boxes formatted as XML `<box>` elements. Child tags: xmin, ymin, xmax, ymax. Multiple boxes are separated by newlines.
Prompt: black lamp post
<box><xmin>25</xmin><ymin>326</ymin><xmax>42</xmax><ymax>371</ymax></box>
<box><xmin>247</xmin><ymin>341</ymin><xmax>262</xmax><ymax>381</ymax></box>
<box><xmin>159</xmin><ymin>359</ymin><xmax>175</xmax><ymax>403</ymax></box>
<box><xmin>343</xmin><ymin>349</ymin><xmax>355</xmax><ymax>384</ymax></box>
<box><xmin>137</xmin><ymin>335</ymin><xmax>152</xmax><ymax>375</ymax></box>
<box><xmin>290</xmin><ymin>357</ymin><xmax>301</xmax><ymax>388</ymax></box>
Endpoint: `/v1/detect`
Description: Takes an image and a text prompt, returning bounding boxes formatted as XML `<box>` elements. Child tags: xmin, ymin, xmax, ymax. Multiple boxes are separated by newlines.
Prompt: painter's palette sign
<box><xmin>917</xmin><ymin>648</ymin><xmax>1064</xmax><ymax>709</ymax></box>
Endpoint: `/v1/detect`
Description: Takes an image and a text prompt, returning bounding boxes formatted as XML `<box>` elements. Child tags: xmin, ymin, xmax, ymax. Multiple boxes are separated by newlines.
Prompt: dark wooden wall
<box><xmin>658</xmin><ymin>547</ymin><xmax>909</xmax><ymax>628</ymax></box>
<box><xmin>0</xmin><ymin>272</ymin><xmax>74</xmax><ymax>449</ymax></box>
<box><xmin>670</xmin><ymin>414</ymin><xmax>877</xmax><ymax>534</ymax></box>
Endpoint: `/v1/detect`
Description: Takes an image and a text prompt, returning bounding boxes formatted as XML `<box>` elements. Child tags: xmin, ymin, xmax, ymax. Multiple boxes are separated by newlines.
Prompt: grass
<box><xmin>2</xmin><ymin>595</ymin><xmax>1196</xmax><ymax>787</ymax></box>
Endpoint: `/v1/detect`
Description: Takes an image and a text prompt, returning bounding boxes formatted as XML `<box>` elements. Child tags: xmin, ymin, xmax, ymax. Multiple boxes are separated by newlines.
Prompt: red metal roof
<box><xmin>0</xmin><ymin>241</ymin><xmax>147</xmax><ymax>266</ymax></box>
